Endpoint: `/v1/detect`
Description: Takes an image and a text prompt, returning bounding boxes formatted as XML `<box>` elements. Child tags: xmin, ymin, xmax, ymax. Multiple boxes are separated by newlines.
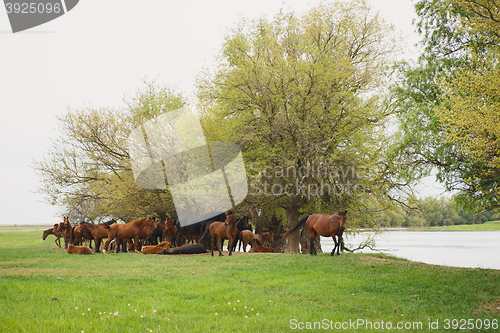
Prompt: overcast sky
<box><xmin>1</xmin><ymin>0</ymin><xmax>441</xmax><ymax>225</ymax></box>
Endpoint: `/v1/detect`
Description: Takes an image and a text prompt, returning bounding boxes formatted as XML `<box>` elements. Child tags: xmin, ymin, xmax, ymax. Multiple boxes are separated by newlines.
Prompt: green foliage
<box><xmin>197</xmin><ymin>1</ymin><xmax>404</xmax><ymax>247</ymax></box>
<box><xmin>389</xmin><ymin>0</ymin><xmax>500</xmax><ymax>210</ymax></box>
<box><xmin>377</xmin><ymin>196</ymin><xmax>498</xmax><ymax>228</ymax></box>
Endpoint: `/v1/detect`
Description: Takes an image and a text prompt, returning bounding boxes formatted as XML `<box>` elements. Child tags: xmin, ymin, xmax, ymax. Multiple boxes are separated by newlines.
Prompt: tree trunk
<box><xmin>284</xmin><ymin>204</ymin><xmax>300</xmax><ymax>254</ymax></box>
<box><xmin>299</xmin><ymin>227</ymin><xmax>322</xmax><ymax>254</ymax></box>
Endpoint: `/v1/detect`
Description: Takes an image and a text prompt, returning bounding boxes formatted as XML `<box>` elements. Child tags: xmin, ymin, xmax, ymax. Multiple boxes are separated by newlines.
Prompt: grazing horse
<box><xmin>281</xmin><ymin>210</ymin><xmax>347</xmax><ymax>256</ymax></box>
<box><xmin>102</xmin><ymin>217</ymin><xmax>156</xmax><ymax>253</ymax></box>
<box><xmin>141</xmin><ymin>241</ymin><xmax>171</xmax><ymax>254</ymax></box>
<box><xmin>239</xmin><ymin>230</ymin><xmax>274</xmax><ymax>252</ymax></box>
<box><xmin>42</xmin><ymin>224</ymin><xmax>62</xmax><ymax>249</ymax></box>
<box><xmin>200</xmin><ymin>212</ymin><xmax>237</xmax><ymax>256</ymax></box>
<box><xmin>158</xmin><ymin>243</ymin><xmax>208</xmax><ymax>255</ymax></box>
<box><xmin>76</xmin><ymin>220</ymin><xmax>116</xmax><ymax>253</ymax></box>
<box><xmin>67</xmin><ymin>244</ymin><xmax>93</xmax><ymax>255</ymax></box>
<box><xmin>252</xmin><ymin>239</ymin><xmax>276</xmax><ymax>253</ymax></box>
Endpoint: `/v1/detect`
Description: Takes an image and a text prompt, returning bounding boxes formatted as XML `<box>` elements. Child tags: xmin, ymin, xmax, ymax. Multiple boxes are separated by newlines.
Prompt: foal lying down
<box><xmin>141</xmin><ymin>241</ymin><xmax>171</xmax><ymax>254</ymax></box>
<box><xmin>67</xmin><ymin>244</ymin><xmax>93</xmax><ymax>255</ymax></box>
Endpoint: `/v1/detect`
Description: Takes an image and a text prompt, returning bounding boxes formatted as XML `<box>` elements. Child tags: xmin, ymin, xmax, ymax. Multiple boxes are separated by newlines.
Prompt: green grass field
<box><xmin>0</xmin><ymin>229</ymin><xmax>499</xmax><ymax>332</ymax></box>
<box><xmin>431</xmin><ymin>220</ymin><xmax>500</xmax><ymax>231</ymax></box>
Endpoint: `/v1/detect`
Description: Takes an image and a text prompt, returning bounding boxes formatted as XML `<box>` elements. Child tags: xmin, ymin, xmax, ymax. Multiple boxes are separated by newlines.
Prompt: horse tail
<box><xmin>70</xmin><ymin>226</ymin><xmax>76</xmax><ymax>245</ymax></box>
<box><xmin>281</xmin><ymin>215</ymin><xmax>309</xmax><ymax>239</ymax></box>
<box><xmin>198</xmin><ymin>225</ymin><xmax>210</xmax><ymax>244</ymax></box>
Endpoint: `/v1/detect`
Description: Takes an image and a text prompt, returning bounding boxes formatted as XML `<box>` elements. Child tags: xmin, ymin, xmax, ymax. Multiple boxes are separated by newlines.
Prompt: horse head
<box><xmin>338</xmin><ymin>210</ymin><xmax>347</xmax><ymax>231</ymax></box>
<box><xmin>224</xmin><ymin>211</ymin><xmax>236</xmax><ymax>226</ymax></box>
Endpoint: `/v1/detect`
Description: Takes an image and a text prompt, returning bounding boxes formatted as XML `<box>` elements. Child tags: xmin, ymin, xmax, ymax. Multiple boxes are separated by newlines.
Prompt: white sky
<box><xmin>0</xmin><ymin>0</ymin><xmax>437</xmax><ymax>225</ymax></box>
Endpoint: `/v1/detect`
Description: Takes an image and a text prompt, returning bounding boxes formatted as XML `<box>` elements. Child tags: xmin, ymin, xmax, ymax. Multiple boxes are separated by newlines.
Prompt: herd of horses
<box><xmin>42</xmin><ymin>210</ymin><xmax>348</xmax><ymax>256</ymax></box>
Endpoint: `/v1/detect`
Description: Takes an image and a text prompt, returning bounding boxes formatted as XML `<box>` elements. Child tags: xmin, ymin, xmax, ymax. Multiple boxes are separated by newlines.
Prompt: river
<box><xmin>320</xmin><ymin>230</ymin><xmax>500</xmax><ymax>270</ymax></box>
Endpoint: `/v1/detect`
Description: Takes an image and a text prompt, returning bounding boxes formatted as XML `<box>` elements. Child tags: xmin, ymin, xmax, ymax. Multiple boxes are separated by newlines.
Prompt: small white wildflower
<box><xmin>244</xmin><ymin>306</ymin><xmax>247</xmax><ymax>309</ymax></box>
<box><xmin>215</xmin><ymin>313</ymin><xmax>218</xmax><ymax>315</ymax></box>
<box><xmin>88</xmin><ymin>308</ymin><xmax>91</xmax><ymax>311</ymax></box>
<box><xmin>141</xmin><ymin>315</ymin><xmax>143</xmax><ymax>318</ymax></box>
<box><xmin>153</xmin><ymin>309</ymin><xmax>156</xmax><ymax>313</ymax></box>
<box><xmin>233</xmin><ymin>308</ymin><xmax>236</xmax><ymax>310</ymax></box>
<box><xmin>237</xmin><ymin>300</ymin><xmax>240</xmax><ymax>302</ymax></box>
<box><xmin>75</xmin><ymin>307</ymin><xmax>78</xmax><ymax>310</ymax></box>
<box><xmin>82</xmin><ymin>313</ymin><xmax>85</xmax><ymax>316</ymax></box>
<box><xmin>228</xmin><ymin>302</ymin><xmax>230</xmax><ymax>305</ymax></box>
<box><xmin>257</xmin><ymin>313</ymin><xmax>259</xmax><ymax>316</ymax></box>
<box><xmin>128</xmin><ymin>303</ymin><xmax>131</xmax><ymax>306</ymax></box>
<box><xmin>135</xmin><ymin>309</ymin><xmax>137</xmax><ymax>312</ymax></box>
<box><xmin>251</xmin><ymin>308</ymin><xmax>254</xmax><ymax>311</ymax></box>
<box><xmin>245</xmin><ymin>315</ymin><xmax>248</xmax><ymax>318</ymax></box>
<box><xmin>99</xmin><ymin>312</ymin><xmax>102</xmax><ymax>315</ymax></box>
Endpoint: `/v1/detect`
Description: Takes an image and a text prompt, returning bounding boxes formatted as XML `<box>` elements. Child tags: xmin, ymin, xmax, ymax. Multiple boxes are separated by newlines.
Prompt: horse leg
<box><xmin>217</xmin><ymin>236</ymin><xmax>223</xmax><ymax>256</ymax></box>
<box><xmin>331</xmin><ymin>236</ymin><xmax>338</xmax><ymax>256</ymax></box>
<box><xmin>309</xmin><ymin>231</ymin><xmax>318</xmax><ymax>255</ymax></box>
<box><xmin>211</xmin><ymin>235</ymin><xmax>215</xmax><ymax>257</ymax></box>
<box><xmin>336</xmin><ymin>236</ymin><xmax>342</xmax><ymax>256</ymax></box>
<box><xmin>228</xmin><ymin>237</ymin><xmax>233</xmax><ymax>256</ymax></box>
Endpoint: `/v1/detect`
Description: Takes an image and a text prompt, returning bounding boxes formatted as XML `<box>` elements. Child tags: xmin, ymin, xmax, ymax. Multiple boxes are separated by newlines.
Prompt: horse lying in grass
<box><xmin>157</xmin><ymin>243</ymin><xmax>208</xmax><ymax>255</ymax></box>
<box><xmin>141</xmin><ymin>241</ymin><xmax>171</xmax><ymax>254</ymax></box>
<box><xmin>239</xmin><ymin>230</ymin><xmax>274</xmax><ymax>252</ymax></box>
<box><xmin>42</xmin><ymin>224</ymin><xmax>62</xmax><ymax>249</ymax></box>
<box><xmin>252</xmin><ymin>239</ymin><xmax>276</xmax><ymax>253</ymax></box>
<box><xmin>67</xmin><ymin>244</ymin><xmax>93</xmax><ymax>255</ymax></box>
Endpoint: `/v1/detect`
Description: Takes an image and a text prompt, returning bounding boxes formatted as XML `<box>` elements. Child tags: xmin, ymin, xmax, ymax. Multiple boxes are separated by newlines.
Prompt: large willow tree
<box><xmin>197</xmin><ymin>1</ymin><xmax>403</xmax><ymax>252</ymax></box>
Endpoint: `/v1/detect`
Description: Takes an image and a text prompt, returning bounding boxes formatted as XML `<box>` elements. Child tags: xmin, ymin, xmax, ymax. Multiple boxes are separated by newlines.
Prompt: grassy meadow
<box><xmin>0</xmin><ymin>228</ymin><xmax>499</xmax><ymax>332</ymax></box>
<box><xmin>430</xmin><ymin>220</ymin><xmax>500</xmax><ymax>231</ymax></box>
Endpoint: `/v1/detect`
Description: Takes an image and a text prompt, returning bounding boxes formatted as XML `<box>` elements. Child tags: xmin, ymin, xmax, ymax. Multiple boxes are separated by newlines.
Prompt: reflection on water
<box><xmin>320</xmin><ymin>230</ymin><xmax>500</xmax><ymax>270</ymax></box>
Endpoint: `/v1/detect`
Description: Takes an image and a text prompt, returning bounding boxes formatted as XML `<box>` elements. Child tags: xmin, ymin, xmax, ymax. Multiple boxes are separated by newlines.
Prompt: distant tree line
<box><xmin>378</xmin><ymin>196</ymin><xmax>499</xmax><ymax>228</ymax></box>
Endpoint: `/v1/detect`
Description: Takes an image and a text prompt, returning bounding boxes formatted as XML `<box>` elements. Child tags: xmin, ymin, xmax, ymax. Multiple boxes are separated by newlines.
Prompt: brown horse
<box><xmin>199</xmin><ymin>212</ymin><xmax>237</xmax><ymax>256</ymax></box>
<box><xmin>70</xmin><ymin>225</ymin><xmax>94</xmax><ymax>247</ymax></box>
<box><xmin>67</xmin><ymin>244</ymin><xmax>93</xmax><ymax>255</ymax></box>
<box><xmin>102</xmin><ymin>217</ymin><xmax>156</xmax><ymax>253</ymax></box>
<box><xmin>59</xmin><ymin>217</ymin><xmax>73</xmax><ymax>250</ymax></box>
<box><xmin>162</xmin><ymin>218</ymin><xmax>179</xmax><ymax>247</ymax></box>
<box><xmin>125</xmin><ymin>221</ymin><xmax>156</xmax><ymax>252</ymax></box>
<box><xmin>77</xmin><ymin>220</ymin><xmax>116</xmax><ymax>253</ymax></box>
<box><xmin>239</xmin><ymin>230</ymin><xmax>274</xmax><ymax>252</ymax></box>
<box><xmin>252</xmin><ymin>239</ymin><xmax>276</xmax><ymax>253</ymax></box>
<box><xmin>42</xmin><ymin>224</ymin><xmax>62</xmax><ymax>249</ymax></box>
<box><xmin>281</xmin><ymin>210</ymin><xmax>347</xmax><ymax>256</ymax></box>
<box><xmin>141</xmin><ymin>241</ymin><xmax>171</xmax><ymax>254</ymax></box>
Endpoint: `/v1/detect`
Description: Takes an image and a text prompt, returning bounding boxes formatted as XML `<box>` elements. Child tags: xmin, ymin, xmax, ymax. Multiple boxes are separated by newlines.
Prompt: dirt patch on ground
<box><xmin>474</xmin><ymin>298</ymin><xmax>500</xmax><ymax>315</ymax></box>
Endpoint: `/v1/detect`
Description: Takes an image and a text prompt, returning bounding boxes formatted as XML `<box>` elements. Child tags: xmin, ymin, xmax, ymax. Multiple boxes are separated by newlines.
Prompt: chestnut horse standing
<box><xmin>281</xmin><ymin>210</ymin><xmax>347</xmax><ymax>256</ymax></box>
<box><xmin>102</xmin><ymin>217</ymin><xmax>156</xmax><ymax>253</ymax></box>
<box><xmin>199</xmin><ymin>212</ymin><xmax>237</xmax><ymax>256</ymax></box>
<box><xmin>76</xmin><ymin>220</ymin><xmax>116</xmax><ymax>253</ymax></box>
